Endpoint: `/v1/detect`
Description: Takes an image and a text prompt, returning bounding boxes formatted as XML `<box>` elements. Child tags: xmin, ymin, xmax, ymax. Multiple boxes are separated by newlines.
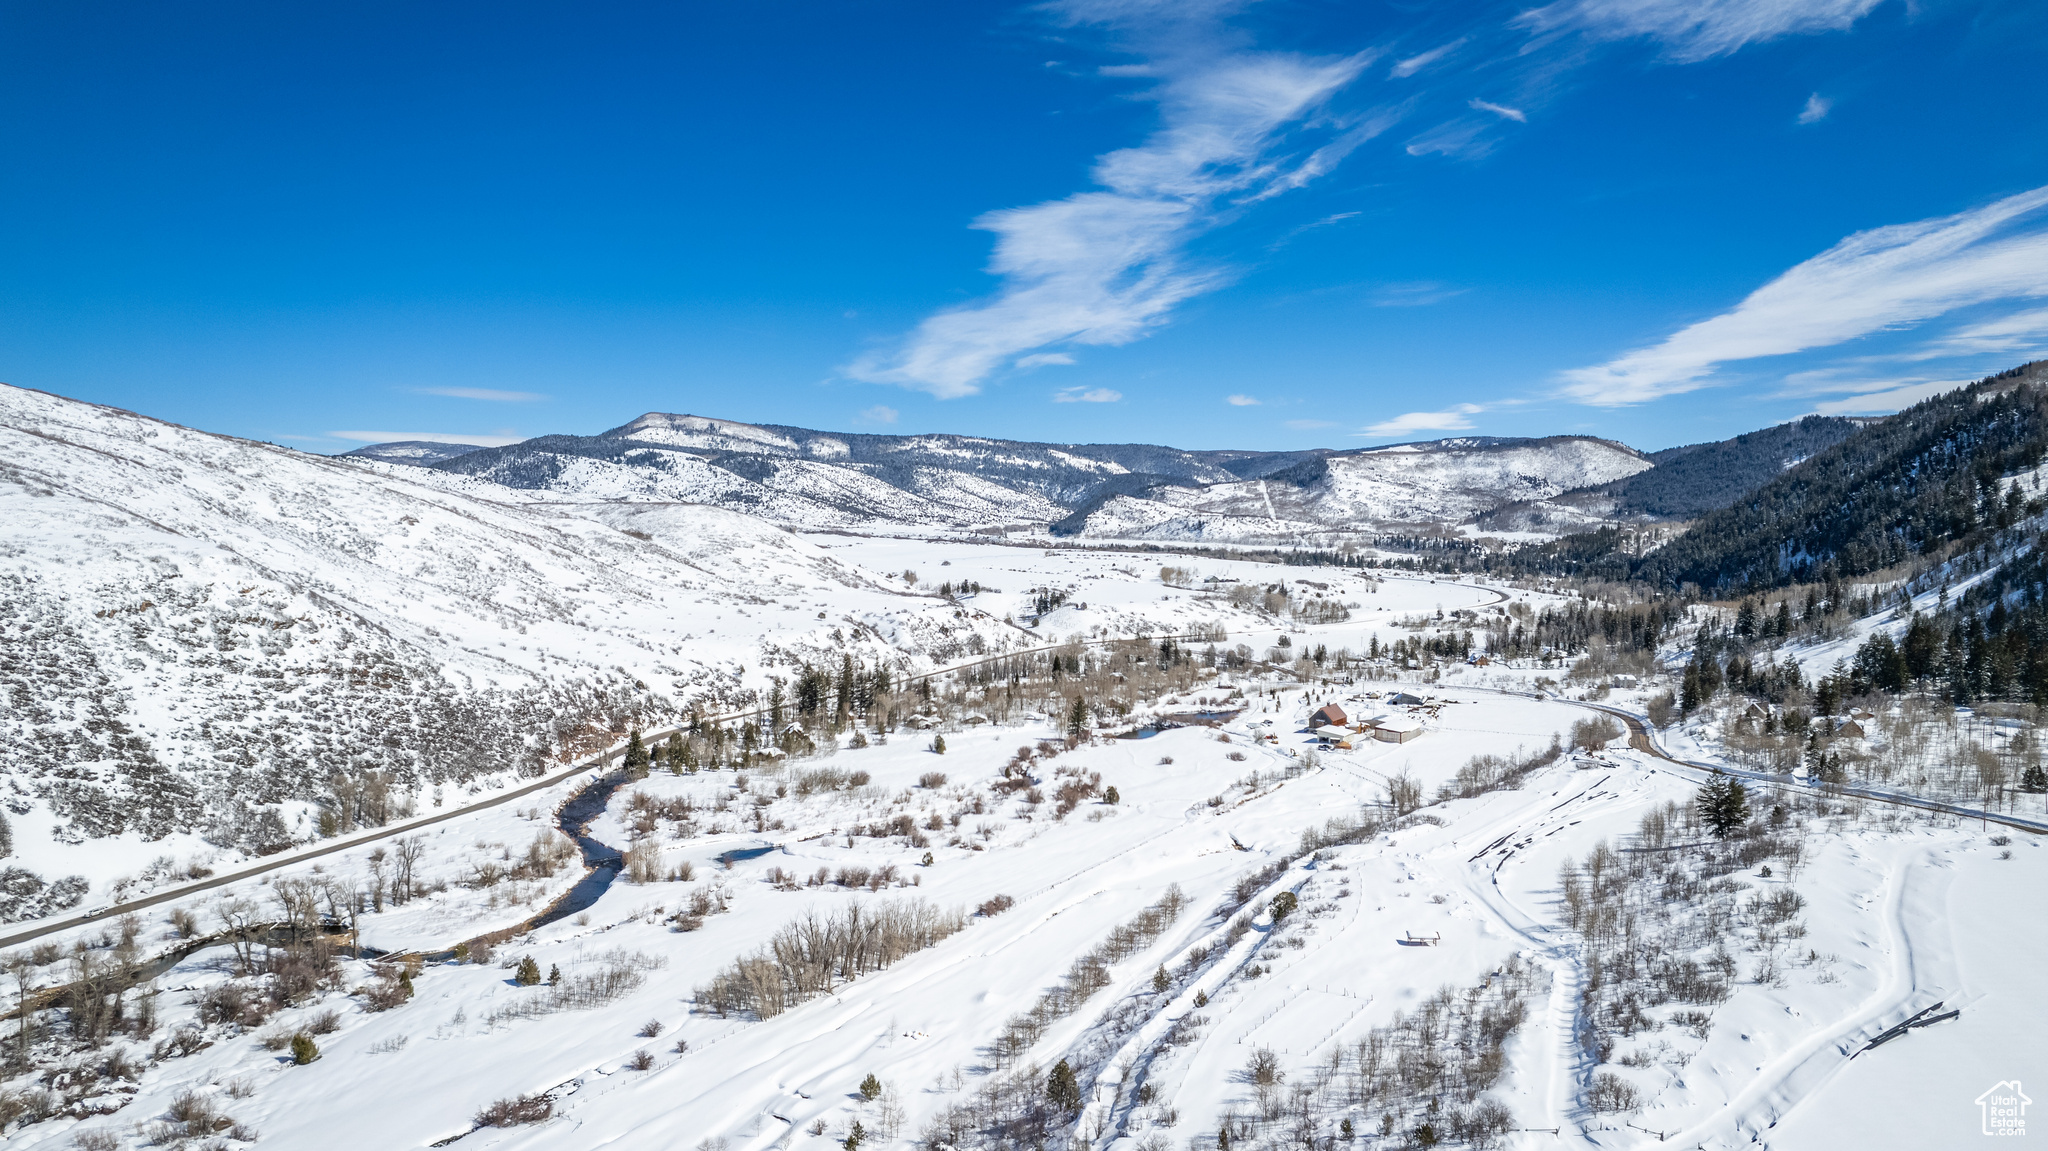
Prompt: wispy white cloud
<box><xmin>1813</xmin><ymin>379</ymin><xmax>1967</xmax><ymax>415</ymax></box>
<box><xmin>1372</xmin><ymin>281</ymin><xmax>1466</xmax><ymax>307</ymax></box>
<box><xmin>1227</xmin><ymin>393</ymin><xmax>1261</xmax><ymax>406</ymax></box>
<box><xmin>1016</xmin><ymin>352</ymin><xmax>1077</xmax><ymax>369</ymax></box>
<box><xmin>328</xmin><ymin>430</ymin><xmax>526</xmax><ymax>447</ymax></box>
<box><xmin>1055</xmin><ymin>386</ymin><xmax>1124</xmax><ymax>403</ymax></box>
<box><xmin>1916</xmin><ymin>305</ymin><xmax>2048</xmax><ymax>358</ymax></box>
<box><xmin>1468</xmin><ymin>98</ymin><xmax>1527</xmax><ymax>122</ymax></box>
<box><xmin>1519</xmin><ymin>0</ymin><xmax>1886</xmax><ymax>63</ymax></box>
<box><xmin>414</xmin><ymin>386</ymin><xmax>548</xmax><ymax>402</ymax></box>
<box><xmin>1560</xmin><ymin>185</ymin><xmax>2048</xmax><ymax>406</ymax></box>
<box><xmin>1390</xmin><ymin>38</ymin><xmax>1468</xmax><ymax>78</ymax></box>
<box><xmin>856</xmin><ymin>404</ymin><xmax>900</xmax><ymax>425</ymax></box>
<box><xmin>1797</xmin><ymin>92</ymin><xmax>1832</xmax><ymax>124</ymax></box>
<box><xmin>1361</xmin><ymin>402</ymin><xmax>1484</xmax><ymax>437</ymax></box>
<box><xmin>846</xmin><ymin>3</ymin><xmax>1379</xmax><ymax>399</ymax></box>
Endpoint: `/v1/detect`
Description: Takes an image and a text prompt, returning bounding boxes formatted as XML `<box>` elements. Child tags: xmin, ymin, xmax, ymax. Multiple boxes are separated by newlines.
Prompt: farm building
<box><xmin>1309</xmin><ymin>703</ymin><xmax>1348</xmax><ymax>728</ymax></box>
<box><xmin>1373</xmin><ymin>717</ymin><xmax>1424</xmax><ymax>743</ymax></box>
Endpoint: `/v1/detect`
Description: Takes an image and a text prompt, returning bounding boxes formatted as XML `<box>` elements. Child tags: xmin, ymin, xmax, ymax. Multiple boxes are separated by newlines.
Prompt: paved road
<box><xmin>0</xmin><ymin>626</ymin><xmax>1234</xmax><ymax>951</ymax></box>
<box><xmin>1582</xmin><ymin>699</ymin><xmax>2048</xmax><ymax>836</ymax></box>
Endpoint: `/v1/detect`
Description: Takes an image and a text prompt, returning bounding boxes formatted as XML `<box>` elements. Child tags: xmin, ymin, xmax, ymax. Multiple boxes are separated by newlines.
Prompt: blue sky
<box><xmin>3</xmin><ymin>0</ymin><xmax>2045</xmax><ymax>454</ymax></box>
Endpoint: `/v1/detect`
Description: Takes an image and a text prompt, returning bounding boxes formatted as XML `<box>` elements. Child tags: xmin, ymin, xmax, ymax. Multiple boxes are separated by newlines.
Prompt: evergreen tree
<box><xmin>1269</xmin><ymin>891</ymin><xmax>1298</xmax><ymax>921</ymax></box>
<box><xmin>1103</xmin><ymin>786</ymin><xmax>1120</xmax><ymax>804</ymax></box>
<box><xmin>1046</xmin><ymin>1059</ymin><xmax>1082</xmax><ymax>1111</ymax></box>
<box><xmin>1696</xmin><ymin>775</ymin><xmax>1750</xmax><ymax>838</ymax></box>
<box><xmin>516</xmin><ymin>956</ymin><xmax>541</xmax><ymax>986</ymax></box>
<box><xmin>1152</xmin><ymin>965</ymin><xmax>1169</xmax><ymax>993</ymax></box>
<box><xmin>397</xmin><ymin>969</ymin><xmax>415</xmax><ymax>999</ymax></box>
<box><xmin>931</xmin><ymin>734</ymin><xmax>946</xmax><ymax>755</ymax></box>
<box><xmin>1218</xmin><ymin>1124</ymin><xmax>1231</xmax><ymax>1150</ymax></box>
<box><xmin>2022</xmin><ymin>762</ymin><xmax>2047</xmax><ymax>792</ymax></box>
<box><xmin>1680</xmin><ymin>664</ymin><xmax>1702</xmax><ymax>715</ymax></box>
<box><xmin>858</xmin><ymin>1073</ymin><xmax>882</xmax><ymax>1101</ymax></box>
<box><xmin>1067</xmin><ymin>695</ymin><xmax>1090</xmax><ymax>740</ymax></box>
<box><xmin>843</xmin><ymin>1120</ymin><xmax>865</xmax><ymax>1150</ymax></box>
<box><xmin>548</xmin><ymin>963</ymin><xmax>562</xmax><ymax>985</ymax></box>
<box><xmin>623</xmin><ymin>730</ymin><xmax>650</xmax><ymax>779</ymax></box>
<box><xmin>290</xmin><ymin>1033</ymin><xmax>320</xmax><ymax>1065</ymax></box>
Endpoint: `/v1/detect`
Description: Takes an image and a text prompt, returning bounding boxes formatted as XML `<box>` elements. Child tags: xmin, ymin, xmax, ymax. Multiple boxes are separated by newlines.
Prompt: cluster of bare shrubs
<box><xmin>483</xmin><ymin>950</ymin><xmax>667</xmax><ymax>1026</ymax></box>
<box><xmin>467</xmin><ymin>829</ymin><xmax>580</xmax><ymax>889</ymax></box>
<box><xmin>977</xmin><ymin>894</ymin><xmax>1015</xmax><ymax>917</ymax></box>
<box><xmin>476</xmin><ymin>1093</ymin><xmax>552</xmax><ymax>1127</ymax></box>
<box><xmin>987</xmin><ymin>887</ymin><xmax>1184</xmax><ymax>1071</ymax></box>
<box><xmin>1211</xmin><ymin>956</ymin><xmax>1538</xmax><ymax>1150</ymax></box>
<box><xmin>1436</xmin><ymin>737</ymin><xmax>1565</xmax><ymax>802</ymax></box>
<box><xmin>694</xmin><ymin>899</ymin><xmax>966</xmax><ymax>1019</ymax></box>
<box><xmin>138</xmin><ymin>1087</ymin><xmax>257</xmax><ymax>1145</ymax></box>
<box><xmin>1557</xmin><ymin>792</ymin><xmax>1824</xmax><ymax>1106</ymax></box>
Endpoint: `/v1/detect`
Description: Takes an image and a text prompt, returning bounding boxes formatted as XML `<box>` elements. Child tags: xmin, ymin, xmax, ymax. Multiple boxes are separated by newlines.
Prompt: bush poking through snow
<box><xmin>977</xmin><ymin>894</ymin><xmax>1014</xmax><ymax>917</ymax></box>
<box><xmin>475</xmin><ymin>1094</ymin><xmax>552</xmax><ymax>1127</ymax></box>
<box><xmin>638</xmin><ymin>1018</ymin><xmax>664</xmax><ymax>1038</ymax></box>
<box><xmin>516</xmin><ymin>956</ymin><xmax>542</xmax><ymax>986</ymax></box>
<box><xmin>628</xmin><ymin>1049</ymin><xmax>656</xmax><ymax>1071</ymax></box>
<box><xmin>694</xmin><ymin>900</ymin><xmax>966</xmax><ymax>1020</ymax></box>
<box><xmin>919</xmin><ymin>772</ymin><xmax>948</xmax><ymax>789</ymax></box>
<box><xmin>289</xmin><ymin>1034</ymin><xmax>318</xmax><ymax>1065</ymax></box>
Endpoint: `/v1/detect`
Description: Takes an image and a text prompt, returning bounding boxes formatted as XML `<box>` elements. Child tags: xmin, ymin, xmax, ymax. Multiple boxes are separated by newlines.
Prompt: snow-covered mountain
<box><xmin>392</xmin><ymin>416</ymin><xmax>1653</xmax><ymax>541</ymax></box>
<box><xmin>0</xmin><ymin>386</ymin><xmax>1023</xmax><ymax>877</ymax></box>
<box><xmin>1059</xmin><ymin>436</ymin><xmax>1653</xmax><ymax>541</ymax></box>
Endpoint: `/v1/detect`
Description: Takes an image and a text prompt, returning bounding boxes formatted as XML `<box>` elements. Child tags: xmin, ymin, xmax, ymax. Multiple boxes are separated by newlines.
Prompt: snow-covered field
<box><xmin>5</xmin><ymin>655</ymin><xmax>2026</xmax><ymax>1150</ymax></box>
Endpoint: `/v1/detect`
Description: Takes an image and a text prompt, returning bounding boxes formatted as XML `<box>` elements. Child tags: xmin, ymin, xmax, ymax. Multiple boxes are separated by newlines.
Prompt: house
<box><xmin>1373</xmin><ymin>717</ymin><xmax>1424</xmax><ymax>743</ymax></box>
<box><xmin>1310</xmin><ymin>703</ymin><xmax>1348</xmax><ymax>728</ymax></box>
<box><xmin>1833</xmin><ymin>718</ymin><xmax>1866</xmax><ymax>739</ymax></box>
<box><xmin>1388</xmin><ymin>692</ymin><xmax>1425</xmax><ymax>706</ymax></box>
<box><xmin>1743</xmin><ymin>702</ymin><xmax>1769</xmax><ymax>720</ymax></box>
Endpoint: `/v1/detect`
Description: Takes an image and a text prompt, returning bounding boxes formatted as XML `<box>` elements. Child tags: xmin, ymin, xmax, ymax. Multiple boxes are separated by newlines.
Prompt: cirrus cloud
<box><xmin>1559</xmin><ymin>184</ymin><xmax>2048</xmax><ymax>406</ymax></box>
<box><xmin>1361</xmin><ymin>402</ymin><xmax>1484</xmax><ymax>438</ymax></box>
<box><xmin>1055</xmin><ymin>386</ymin><xmax>1124</xmax><ymax>403</ymax></box>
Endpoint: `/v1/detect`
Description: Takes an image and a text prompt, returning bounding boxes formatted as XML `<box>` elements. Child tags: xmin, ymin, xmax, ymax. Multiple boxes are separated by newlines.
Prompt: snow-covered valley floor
<box><xmin>5</xmin><ymin>626</ymin><xmax>2029</xmax><ymax>1151</ymax></box>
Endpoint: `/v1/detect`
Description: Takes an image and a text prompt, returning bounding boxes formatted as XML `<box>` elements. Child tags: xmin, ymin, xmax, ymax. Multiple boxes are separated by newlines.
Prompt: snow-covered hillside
<box><xmin>1063</xmin><ymin>437</ymin><xmax>1653</xmax><ymax>541</ymax></box>
<box><xmin>0</xmin><ymin>385</ymin><xmax>1038</xmax><ymax>885</ymax></box>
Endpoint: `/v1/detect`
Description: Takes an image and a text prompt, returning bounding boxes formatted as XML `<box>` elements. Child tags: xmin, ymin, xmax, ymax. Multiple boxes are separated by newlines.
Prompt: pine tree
<box><xmin>858</xmin><ymin>1072</ymin><xmax>882</xmax><ymax>1101</ymax></box>
<box><xmin>290</xmin><ymin>1033</ymin><xmax>320</xmax><ymax>1065</ymax></box>
<box><xmin>1103</xmin><ymin>786</ymin><xmax>1120</xmax><ymax>804</ymax></box>
<box><xmin>1067</xmin><ymin>695</ymin><xmax>1090</xmax><ymax>740</ymax></box>
<box><xmin>1218</xmin><ymin>1123</ymin><xmax>1232</xmax><ymax>1150</ymax></box>
<box><xmin>548</xmin><ymin>963</ymin><xmax>562</xmax><ymax>985</ymax></box>
<box><xmin>1696</xmin><ymin>775</ymin><xmax>1750</xmax><ymax>838</ymax></box>
<box><xmin>2023</xmin><ymin>762</ymin><xmax>2048</xmax><ymax>792</ymax></box>
<box><xmin>843</xmin><ymin>1120</ymin><xmax>865</xmax><ymax>1150</ymax></box>
<box><xmin>1047</xmin><ymin>1058</ymin><xmax>1082</xmax><ymax>1111</ymax></box>
<box><xmin>931</xmin><ymin>734</ymin><xmax>946</xmax><ymax>755</ymax></box>
<box><xmin>623</xmin><ymin>730</ymin><xmax>650</xmax><ymax>779</ymax></box>
<box><xmin>1270</xmin><ymin>891</ymin><xmax>1298</xmax><ymax>921</ymax></box>
<box><xmin>516</xmin><ymin>956</ymin><xmax>541</xmax><ymax>986</ymax></box>
<box><xmin>1152</xmin><ymin>965</ymin><xmax>1169</xmax><ymax>993</ymax></box>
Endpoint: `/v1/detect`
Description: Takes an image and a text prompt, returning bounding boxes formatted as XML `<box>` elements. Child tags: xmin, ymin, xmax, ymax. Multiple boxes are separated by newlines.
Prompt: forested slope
<box><xmin>1506</xmin><ymin>361</ymin><xmax>2048</xmax><ymax>592</ymax></box>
